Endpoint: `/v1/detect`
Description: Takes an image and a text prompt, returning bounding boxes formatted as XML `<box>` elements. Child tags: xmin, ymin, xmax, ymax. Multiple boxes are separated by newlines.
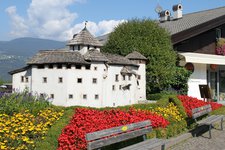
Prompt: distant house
<box><xmin>100</xmin><ymin>5</ymin><xmax>225</xmax><ymax>102</ymax></box>
<box><xmin>9</xmin><ymin>27</ymin><xmax>147</xmax><ymax>107</ymax></box>
<box><xmin>159</xmin><ymin>5</ymin><xmax>225</xmax><ymax>102</ymax></box>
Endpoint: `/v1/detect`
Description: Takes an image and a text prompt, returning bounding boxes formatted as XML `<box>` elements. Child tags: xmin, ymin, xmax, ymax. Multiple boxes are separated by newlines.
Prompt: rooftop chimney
<box><xmin>173</xmin><ymin>4</ymin><xmax>183</xmax><ymax>19</ymax></box>
<box><xmin>159</xmin><ymin>10</ymin><xmax>171</xmax><ymax>22</ymax></box>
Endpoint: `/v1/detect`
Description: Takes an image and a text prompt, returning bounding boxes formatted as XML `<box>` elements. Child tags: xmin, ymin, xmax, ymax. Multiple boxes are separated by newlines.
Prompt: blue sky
<box><xmin>0</xmin><ymin>0</ymin><xmax>225</xmax><ymax>41</ymax></box>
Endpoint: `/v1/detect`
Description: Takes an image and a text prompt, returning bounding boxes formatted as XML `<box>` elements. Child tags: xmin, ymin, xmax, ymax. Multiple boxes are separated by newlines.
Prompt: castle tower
<box><xmin>67</xmin><ymin>26</ymin><xmax>103</xmax><ymax>55</ymax></box>
<box><xmin>126</xmin><ymin>51</ymin><xmax>147</xmax><ymax>100</ymax></box>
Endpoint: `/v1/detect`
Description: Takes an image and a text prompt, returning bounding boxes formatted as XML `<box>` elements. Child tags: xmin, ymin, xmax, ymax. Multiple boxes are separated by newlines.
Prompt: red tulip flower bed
<box><xmin>177</xmin><ymin>95</ymin><xmax>223</xmax><ymax>117</ymax></box>
<box><xmin>57</xmin><ymin>108</ymin><xmax>169</xmax><ymax>150</ymax></box>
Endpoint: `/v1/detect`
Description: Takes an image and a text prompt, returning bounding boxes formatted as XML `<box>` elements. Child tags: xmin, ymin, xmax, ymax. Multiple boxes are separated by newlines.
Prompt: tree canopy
<box><xmin>103</xmin><ymin>19</ymin><xmax>178</xmax><ymax>94</ymax></box>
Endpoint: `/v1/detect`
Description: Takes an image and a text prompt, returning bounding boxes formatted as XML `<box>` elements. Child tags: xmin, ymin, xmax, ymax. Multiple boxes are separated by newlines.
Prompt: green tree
<box><xmin>103</xmin><ymin>19</ymin><xmax>177</xmax><ymax>94</ymax></box>
<box><xmin>171</xmin><ymin>67</ymin><xmax>192</xmax><ymax>94</ymax></box>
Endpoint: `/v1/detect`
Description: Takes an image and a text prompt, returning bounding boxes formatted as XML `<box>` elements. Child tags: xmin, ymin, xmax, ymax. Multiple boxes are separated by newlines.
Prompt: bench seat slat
<box><xmin>200</xmin><ymin>115</ymin><xmax>223</xmax><ymax>125</ymax></box>
<box><xmin>88</xmin><ymin>127</ymin><xmax>152</xmax><ymax>150</ymax></box>
<box><xmin>192</xmin><ymin>109</ymin><xmax>212</xmax><ymax>119</ymax></box>
<box><xmin>86</xmin><ymin>120</ymin><xmax>151</xmax><ymax>141</ymax></box>
<box><xmin>197</xmin><ymin>115</ymin><xmax>219</xmax><ymax>124</ymax></box>
<box><xmin>192</xmin><ymin>104</ymin><xmax>211</xmax><ymax>114</ymax></box>
<box><xmin>197</xmin><ymin>115</ymin><xmax>224</xmax><ymax>125</ymax></box>
<box><xmin>120</xmin><ymin>138</ymin><xmax>166</xmax><ymax>150</ymax></box>
<box><xmin>207</xmin><ymin>115</ymin><xmax>224</xmax><ymax>124</ymax></box>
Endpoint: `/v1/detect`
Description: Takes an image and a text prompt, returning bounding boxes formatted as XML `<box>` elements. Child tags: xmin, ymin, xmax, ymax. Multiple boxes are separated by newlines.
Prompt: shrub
<box><xmin>0</xmin><ymin>92</ymin><xmax>51</xmax><ymax>116</ymax></box>
<box><xmin>147</xmin><ymin>93</ymin><xmax>164</xmax><ymax>100</ymax></box>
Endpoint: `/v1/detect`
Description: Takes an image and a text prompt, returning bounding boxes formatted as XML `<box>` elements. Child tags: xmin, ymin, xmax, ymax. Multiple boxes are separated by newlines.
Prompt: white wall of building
<box><xmin>31</xmin><ymin>65</ymin><xmax>67</xmax><ymax>106</ymax></box>
<box><xmin>136</xmin><ymin>61</ymin><xmax>146</xmax><ymax>101</ymax></box>
<box><xmin>104</xmin><ymin>65</ymin><xmax>138</xmax><ymax>107</ymax></box>
<box><xmin>187</xmin><ymin>63</ymin><xmax>207</xmax><ymax>99</ymax></box>
<box><xmin>12</xmin><ymin>62</ymin><xmax>146</xmax><ymax>108</ymax></box>
<box><xmin>12</xmin><ymin>69</ymin><xmax>31</xmax><ymax>92</ymax></box>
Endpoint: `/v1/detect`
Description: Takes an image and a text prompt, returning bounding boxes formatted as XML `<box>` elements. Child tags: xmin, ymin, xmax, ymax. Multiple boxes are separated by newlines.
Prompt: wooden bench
<box><xmin>192</xmin><ymin>104</ymin><xmax>224</xmax><ymax>138</ymax></box>
<box><xmin>86</xmin><ymin>120</ymin><xmax>166</xmax><ymax>150</ymax></box>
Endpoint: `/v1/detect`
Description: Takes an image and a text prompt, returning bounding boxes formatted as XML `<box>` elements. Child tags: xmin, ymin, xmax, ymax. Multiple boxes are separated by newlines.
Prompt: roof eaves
<box><xmin>8</xmin><ymin>66</ymin><xmax>30</xmax><ymax>75</ymax></box>
<box><xmin>172</xmin><ymin>14</ymin><xmax>225</xmax><ymax>44</ymax></box>
<box><xmin>27</xmin><ymin>61</ymin><xmax>91</xmax><ymax>65</ymax></box>
<box><xmin>108</xmin><ymin>62</ymin><xmax>139</xmax><ymax>67</ymax></box>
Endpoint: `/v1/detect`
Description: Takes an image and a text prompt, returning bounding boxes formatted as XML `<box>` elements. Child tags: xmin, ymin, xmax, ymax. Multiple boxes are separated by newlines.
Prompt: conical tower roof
<box><xmin>67</xmin><ymin>27</ymin><xmax>103</xmax><ymax>47</ymax></box>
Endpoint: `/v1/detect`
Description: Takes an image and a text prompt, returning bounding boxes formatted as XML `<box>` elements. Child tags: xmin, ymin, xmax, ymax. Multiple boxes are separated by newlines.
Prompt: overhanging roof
<box><xmin>98</xmin><ymin>6</ymin><xmax>225</xmax><ymax>45</ymax></box>
<box><xmin>8</xmin><ymin>66</ymin><xmax>30</xmax><ymax>75</ymax></box>
<box><xmin>179</xmin><ymin>53</ymin><xmax>225</xmax><ymax>65</ymax></box>
<box><xmin>159</xmin><ymin>6</ymin><xmax>225</xmax><ymax>44</ymax></box>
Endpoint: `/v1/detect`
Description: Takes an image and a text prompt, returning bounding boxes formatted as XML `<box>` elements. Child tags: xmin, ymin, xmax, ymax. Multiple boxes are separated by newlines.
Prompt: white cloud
<box><xmin>98</xmin><ymin>20</ymin><xmax>126</xmax><ymax>35</ymax></box>
<box><xmin>6</xmin><ymin>0</ymin><xmax>125</xmax><ymax>41</ymax></box>
<box><xmin>5</xmin><ymin>6</ymin><xmax>29</xmax><ymax>37</ymax></box>
<box><xmin>62</xmin><ymin>20</ymin><xmax>126</xmax><ymax>41</ymax></box>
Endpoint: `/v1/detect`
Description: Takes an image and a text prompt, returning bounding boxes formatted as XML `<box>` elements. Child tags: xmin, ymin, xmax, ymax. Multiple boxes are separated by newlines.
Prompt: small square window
<box><xmin>112</xmin><ymin>85</ymin><xmax>115</xmax><ymax>91</ymax></box>
<box><xmin>76</xmin><ymin>65</ymin><xmax>82</xmax><ymax>69</ymax></box>
<box><xmin>93</xmin><ymin>78</ymin><xmax>97</xmax><ymax>84</ymax></box>
<box><xmin>216</xmin><ymin>28</ymin><xmax>222</xmax><ymax>39</ymax></box>
<box><xmin>85</xmin><ymin>65</ymin><xmax>90</xmax><ymax>70</ymax></box>
<box><xmin>66</xmin><ymin>64</ymin><xmax>71</xmax><ymax>69</ymax></box>
<box><xmin>94</xmin><ymin>67</ymin><xmax>97</xmax><ymax>71</ymax></box>
<box><xmin>25</xmin><ymin>77</ymin><xmax>29</xmax><ymax>82</ymax></box>
<box><xmin>138</xmin><ymin>75</ymin><xmax>141</xmax><ymax>80</ymax></box>
<box><xmin>57</xmin><ymin>64</ymin><xmax>62</xmax><ymax>69</ymax></box>
<box><xmin>49</xmin><ymin>64</ymin><xmax>53</xmax><ymax>69</ymax></box>
<box><xmin>122</xmin><ymin>75</ymin><xmax>126</xmax><ymax>81</ymax></box>
<box><xmin>119</xmin><ymin>85</ymin><xmax>122</xmax><ymax>90</ymax></box>
<box><xmin>21</xmin><ymin>76</ymin><xmax>24</xmax><ymax>82</ymax></box>
<box><xmin>59</xmin><ymin>77</ymin><xmax>63</xmax><ymax>83</ymax></box>
<box><xmin>115</xmin><ymin>74</ymin><xmax>119</xmax><ymax>82</ymax></box>
<box><xmin>43</xmin><ymin>77</ymin><xmax>47</xmax><ymax>83</ymax></box>
<box><xmin>69</xmin><ymin>94</ymin><xmax>73</xmax><ymax>99</ymax></box>
<box><xmin>40</xmin><ymin>93</ymin><xmax>45</xmax><ymax>98</ymax></box>
<box><xmin>95</xmin><ymin>94</ymin><xmax>99</xmax><ymax>100</ymax></box>
<box><xmin>38</xmin><ymin>65</ymin><xmax>44</xmax><ymax>69</ymax></box>
<box><xmin>77</xmin><ymin>78</ymin><xmax>82</xmax><ymax>83</ymax></box>
<box><xmin>50</xmin><ymin>94</ymin><xmax>54</xmax><ymax>99</ymax></box>
<box><xmin>128</xmin><ymin>75</ymin><xmax>131</xmax><ymax>81</ymax></box>
<box><xmin>83</xmin><ymin>94</ymin><xmax>87</xmax><ymax>99</ymax></box>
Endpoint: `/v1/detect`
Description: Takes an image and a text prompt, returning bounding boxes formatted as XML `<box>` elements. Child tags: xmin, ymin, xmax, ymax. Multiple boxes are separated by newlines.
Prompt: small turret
<box><xmin>67</xmin><ymin>22</ymin><xmax>103</xmax><ymax>55</ymax></box>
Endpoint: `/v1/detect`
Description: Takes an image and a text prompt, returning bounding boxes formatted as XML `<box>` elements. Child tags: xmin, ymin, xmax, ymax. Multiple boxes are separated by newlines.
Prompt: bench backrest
<box><xmin>86</xmin><ymin>120</ymin><xmax>152</xmax><ymax>150</ymax></box>
<box><xmin>192</xmin><ymin>104</ymin><xmax>212</xmax><ymax>119</ymax></box>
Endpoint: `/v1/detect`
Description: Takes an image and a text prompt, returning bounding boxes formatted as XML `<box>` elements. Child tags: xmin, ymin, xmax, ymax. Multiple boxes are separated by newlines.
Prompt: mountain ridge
<box><xmin>0</xmin><ymin>37</ymin><xmax>66</xmax><ymax>81</ymax></box>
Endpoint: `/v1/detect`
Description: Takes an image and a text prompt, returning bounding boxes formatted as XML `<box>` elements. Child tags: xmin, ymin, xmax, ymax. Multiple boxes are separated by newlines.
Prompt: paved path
<box><xmin>169</xmin><ymin>124</ymin><xmax>225</xmax><ymax>150</ymax></box>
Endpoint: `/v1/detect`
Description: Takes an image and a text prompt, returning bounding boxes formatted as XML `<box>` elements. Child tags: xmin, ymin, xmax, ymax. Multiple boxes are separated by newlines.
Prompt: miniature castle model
<box><xmin>9</xmin><ymin>27</ymin><xmax>147</xmax><ymax>107</ymax></box>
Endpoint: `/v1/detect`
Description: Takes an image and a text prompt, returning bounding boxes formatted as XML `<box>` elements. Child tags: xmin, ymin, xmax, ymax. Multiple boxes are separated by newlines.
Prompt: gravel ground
<box><xmin>168</xmin><ymin>123</ymin><xmax>225</xmax><ymax>150</ymax></box>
